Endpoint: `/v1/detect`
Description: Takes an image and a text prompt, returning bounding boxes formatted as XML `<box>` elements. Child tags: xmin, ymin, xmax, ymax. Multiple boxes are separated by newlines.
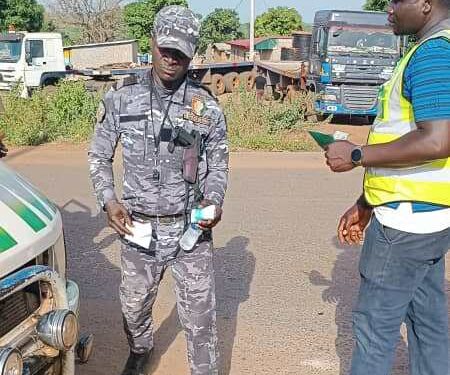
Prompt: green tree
<box><xmin>363</xmin><ymin>0</ymin><xmax>389</xmax><ymax>11</ymax></box>
<box><xmin>198</xmin><ymin>8</ymin><xmax>242</xmax><ymax>54</ymax></box>
<box><xmin>0</xmin><ymin>0</ymin><xmax>44</xmax><ymax>31</ymax></box>
<box><xmin>124</xmin><ymin>0</ymin><xmax>188</xmax><ymax>53</ymax></box>
<box><xmin>255</xmin><ymin>7</ymin><xmax>302</xmax><ymax>37</ymax></box>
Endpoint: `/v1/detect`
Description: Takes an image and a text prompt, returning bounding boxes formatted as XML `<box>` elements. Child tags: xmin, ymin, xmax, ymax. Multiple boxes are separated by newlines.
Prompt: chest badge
<box><xmin>192</xmin><ymin>96</ymin><xmax>206</xmax><ymax>116</ymax></box>
<box><xmin>182</xmin><ymin>95</ymin><xmax>210</xmax><ymax>126</ymax></box>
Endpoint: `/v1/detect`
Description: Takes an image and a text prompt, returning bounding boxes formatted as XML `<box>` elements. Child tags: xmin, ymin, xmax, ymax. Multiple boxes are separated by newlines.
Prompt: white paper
<box><xmin>124</xmin><ymin>221</ymin><xmax>153</xmax><ymax>249</ymax></box>
<box><xmin>191</xmin><ymin>205</ymin><xmax>216</xmax><ymax>223</ymax></box>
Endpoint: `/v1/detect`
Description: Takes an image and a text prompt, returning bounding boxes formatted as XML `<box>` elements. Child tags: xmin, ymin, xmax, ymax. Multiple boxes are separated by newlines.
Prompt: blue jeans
<box><xmin>351</xmin><ymin>217</ymin><xmax>450</xmax><ymax>375</ymax></box>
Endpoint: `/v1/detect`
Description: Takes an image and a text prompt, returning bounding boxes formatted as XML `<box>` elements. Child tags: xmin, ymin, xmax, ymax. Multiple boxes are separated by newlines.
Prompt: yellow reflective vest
<box><xmin>363</xmin><ymin>30</ymin><xmax>450</xmax><ymax>207</ymax></box>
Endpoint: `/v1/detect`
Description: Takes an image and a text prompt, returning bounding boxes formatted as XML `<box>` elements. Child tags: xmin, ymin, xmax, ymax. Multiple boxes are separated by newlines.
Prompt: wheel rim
<box><xmin>233</xmin><ymin>77</ymin><xmax>240</xmax><ymax>90</ymax></box>
<box><xmin>216</xmin><ymin>81</ymin><xmax>224</xmax><ymax>94</ymax></box>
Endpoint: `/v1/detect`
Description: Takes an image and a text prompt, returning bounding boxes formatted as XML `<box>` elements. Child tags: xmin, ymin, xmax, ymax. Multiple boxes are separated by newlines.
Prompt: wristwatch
<box><xmin>351</xmin><ymin>146</ymin><xmax>364</xmax><ymax>166</ymax></box>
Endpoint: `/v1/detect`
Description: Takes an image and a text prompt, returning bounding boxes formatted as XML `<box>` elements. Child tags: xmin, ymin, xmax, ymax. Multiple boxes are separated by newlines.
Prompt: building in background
<box><xmin>64</xmin><ymin>40</ymin><xmax>138</xmax><ymax>69</ymax></box>
<box><xmin>226</xmin><ymin>36</ymin><xmax>294</xmax><ymax>61</ymax></box>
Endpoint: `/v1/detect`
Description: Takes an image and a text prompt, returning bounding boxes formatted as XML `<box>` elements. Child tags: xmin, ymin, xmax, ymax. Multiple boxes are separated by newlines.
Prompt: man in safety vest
<box><xmin>325</xmin><ymin>0</ymin><xmax>450</xmax><ymax>374</ymax></box>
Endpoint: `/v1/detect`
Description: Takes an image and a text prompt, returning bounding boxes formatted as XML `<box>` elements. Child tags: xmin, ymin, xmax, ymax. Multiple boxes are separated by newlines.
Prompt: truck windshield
<box><xmin>328</xmin><ymin>27</ymin><xmax>398</xmax><ymax>55</ymax></box>
<box><xmin>0</xmin><ymin>41</ymin><xmax>22</xmax><ymax>63</ymax></box>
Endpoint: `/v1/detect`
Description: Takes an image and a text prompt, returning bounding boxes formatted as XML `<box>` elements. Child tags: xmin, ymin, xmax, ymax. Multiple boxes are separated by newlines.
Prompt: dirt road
<box><xmin>5</xmin><ymin>143</ymin><xmax>428</xmax><ymax>375</ymax></box>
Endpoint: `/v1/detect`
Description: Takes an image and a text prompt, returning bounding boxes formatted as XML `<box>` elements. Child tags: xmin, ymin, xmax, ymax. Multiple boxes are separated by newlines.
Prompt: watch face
<box><xmin>351</xmin><ymin>148</ymin><xmax>362</xmax><ymax>163</ymax></box>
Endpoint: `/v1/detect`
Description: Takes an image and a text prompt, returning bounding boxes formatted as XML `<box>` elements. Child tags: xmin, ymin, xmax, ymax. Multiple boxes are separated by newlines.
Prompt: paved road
<box><xmin>6</xmin><ymin>144</ymin><xmax>432</xmax><ymax>375</ymax></box>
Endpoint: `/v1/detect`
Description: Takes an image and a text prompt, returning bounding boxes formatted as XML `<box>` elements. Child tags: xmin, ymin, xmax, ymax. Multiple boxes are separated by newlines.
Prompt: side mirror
<box><xmin>25</xmin><ymin>41</ymin><xmax>32</xmax><ymax>65</ymax></box>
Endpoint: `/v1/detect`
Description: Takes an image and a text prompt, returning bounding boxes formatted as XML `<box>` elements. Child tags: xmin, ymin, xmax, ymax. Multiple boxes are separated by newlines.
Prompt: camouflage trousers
<box><xmin>119</xmin><ymin>216</ymin><xmax>219</xmax><ymax>375</ymax></box>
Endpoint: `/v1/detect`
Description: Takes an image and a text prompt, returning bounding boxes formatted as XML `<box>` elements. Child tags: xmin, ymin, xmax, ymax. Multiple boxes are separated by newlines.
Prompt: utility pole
<box><xmin>249</xmin><ymin>0</ymin><xmax>255</xmax><ymax>61</ymax></box>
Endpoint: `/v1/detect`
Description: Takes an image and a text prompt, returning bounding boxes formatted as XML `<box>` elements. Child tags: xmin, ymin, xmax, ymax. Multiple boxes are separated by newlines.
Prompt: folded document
<box><xmin>124</xmin><ymin>221</ymin><xmax>153</xmax><ymax>249</ymax></box>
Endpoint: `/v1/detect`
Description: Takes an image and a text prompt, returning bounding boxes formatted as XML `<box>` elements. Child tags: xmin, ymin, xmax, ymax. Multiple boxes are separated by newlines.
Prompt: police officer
<box><xmin>88</xmin><ymin>6</ymin><xmax>229</xmax><ymax>375</ymax></box>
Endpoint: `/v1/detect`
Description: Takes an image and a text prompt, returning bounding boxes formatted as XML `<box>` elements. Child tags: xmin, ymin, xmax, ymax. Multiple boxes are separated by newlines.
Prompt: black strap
<box><xmin>150</xmin><ymin>79</ymin><xmax>175</xmax><ymax>151</ymax></box>
<box><xmin>120</xmin><ymin>114</ymin><xmax>148</xmax><ymax>122</ymax></box>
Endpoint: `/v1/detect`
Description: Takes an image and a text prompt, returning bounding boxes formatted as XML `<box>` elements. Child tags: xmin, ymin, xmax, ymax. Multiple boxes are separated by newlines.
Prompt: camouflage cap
<box><xmin>153</xmin><ymin>5</ymin><xmax>201</xmax><ymax>59</ymax></box>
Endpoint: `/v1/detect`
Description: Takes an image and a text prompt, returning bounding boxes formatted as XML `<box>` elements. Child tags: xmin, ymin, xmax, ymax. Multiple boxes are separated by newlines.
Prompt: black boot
<box><xmin>121</xmin><ymin>350</ymin><xmax>153</xmax><ymax>375</ymax></box>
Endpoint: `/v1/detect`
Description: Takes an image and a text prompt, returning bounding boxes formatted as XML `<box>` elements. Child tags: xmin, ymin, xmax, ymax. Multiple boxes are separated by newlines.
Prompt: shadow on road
<box><xmin>307</xmin><ymin>237</ymin><xmax>409</xmax><ymax>375</ymax></box>
<box><xmin>331</xmin><ymin>115</ymin><xmax>373</xmax><ymax>126</ymax></box>
<box><xmin>148</xmin><ymin>236</ymin><xmax>255</xmax><ymax>375</ymax></box>
<box><xmin>215</xmin><ymin>236</ymin><xmax>254</xmax><ymax>375</ymax></box>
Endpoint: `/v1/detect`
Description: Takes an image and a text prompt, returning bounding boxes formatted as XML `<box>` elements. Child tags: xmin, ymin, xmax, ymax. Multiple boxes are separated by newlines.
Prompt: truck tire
<box><xmin>239</xmin><ymin>71</ymin><xmax>255</xmax><ymax>92</ymax></box>
<box><xmin>224</xmin><ymin>72</ymin><xmax>240</xmax><ymax>93</ymax></box>
<box><xmin>210</xmin><ymin>74</ymin><xmax>225</xmax><ymax>96</ymax></box>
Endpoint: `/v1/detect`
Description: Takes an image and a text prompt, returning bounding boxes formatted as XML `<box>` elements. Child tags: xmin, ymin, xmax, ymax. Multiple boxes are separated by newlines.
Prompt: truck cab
<box><xmin>0</xmin><ymin>32</ymin><xmax>66</xmax><ymax>96</ymax></box>
<box><xmin>308</xmin><ymin>10</ymin><xmax>403</xmax><ymax>119</ymax></box>
<box><xmin>0</xmin><ymin>161</ymin><xmax>92</xmax><ymax>374</ymax></box>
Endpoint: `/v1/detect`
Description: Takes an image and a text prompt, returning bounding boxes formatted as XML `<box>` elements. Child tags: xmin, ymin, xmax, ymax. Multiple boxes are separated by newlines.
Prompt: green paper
<box><xmin>308</xmin><ymin>131</ymin><xmax>335</xmax><ymax>149</ymax></box>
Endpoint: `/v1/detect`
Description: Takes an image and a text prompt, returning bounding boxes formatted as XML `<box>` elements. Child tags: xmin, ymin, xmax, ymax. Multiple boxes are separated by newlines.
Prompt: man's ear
<box><xmin>423</xmin><ymin>0</ymin><xmax>433</xmax><ymax>15</ymax></box>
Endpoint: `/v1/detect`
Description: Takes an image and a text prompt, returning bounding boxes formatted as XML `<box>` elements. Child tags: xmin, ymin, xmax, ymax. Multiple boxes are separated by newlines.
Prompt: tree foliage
<box><xmin>0</xmin><ymin>0</ymin><xmax>44</xmax><ymax>32</ymax></box>
<box><xmin>124</xmin><ymin>0</ymin><xmax>187</xmax><ymax>53</ymax></box>
<box><xmin>48</xmin><ymin>0</ymin><xmax>125</xmax><ymax>44</ymax></box>
<box><xmin>363</xmin><ymin>0</ymin><xmax>389</xmax><ymax>11</ymax></box>
<box><xmin>198</xmin><ymin>8</ymin><xmax>242</xmax><ymax>54</ymax></box>
<box><xmin>255</xmin><ymin>7</ymin><xmax>302</xmax><ymax>37</ymax></box>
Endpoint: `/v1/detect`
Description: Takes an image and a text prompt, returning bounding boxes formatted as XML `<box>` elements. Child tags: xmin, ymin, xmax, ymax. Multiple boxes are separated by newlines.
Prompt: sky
<box><xmin>188</xmin><ymin>0</ymin><xmax>367</xmax><ymax>23</ymax></box>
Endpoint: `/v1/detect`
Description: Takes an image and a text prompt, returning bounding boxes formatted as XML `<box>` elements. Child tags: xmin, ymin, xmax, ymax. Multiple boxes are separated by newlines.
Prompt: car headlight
<box><xmin>0</xmin><ymin>347</ymin><xmax>23</xmax><ymax>375</ymax></box>
<box><xmin>332</xmin><ymin>64</ymin><xmax>346</xmax><ymax>72</ymax></box>
<box><xmin>37</xmin><ymin>310</ymin><xmax>79</xmax><ymax>351</ymax></box>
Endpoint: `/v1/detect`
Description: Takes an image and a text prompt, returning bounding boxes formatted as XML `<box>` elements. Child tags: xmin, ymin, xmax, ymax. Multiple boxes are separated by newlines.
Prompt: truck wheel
<box><xmin>224</xmin><ymin>72</ymin><xmax>240</xmax><ymax>93</ymax></box>
<box><xmin>211</xmin><ymin>74</ymin><xmax>225</xmax><ymax>96</ymax></box>
<box><xmin>239</xmin><ymin>71</ymin><xmax>255</xmax><ymax>92</ymax></box>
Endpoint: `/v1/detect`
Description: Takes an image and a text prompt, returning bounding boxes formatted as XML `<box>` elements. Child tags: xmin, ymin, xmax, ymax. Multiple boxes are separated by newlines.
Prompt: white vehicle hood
<box><xmin>0</xmin><ymin>161</ymin><xmax>61</xmax><ymax>278</ymax></box>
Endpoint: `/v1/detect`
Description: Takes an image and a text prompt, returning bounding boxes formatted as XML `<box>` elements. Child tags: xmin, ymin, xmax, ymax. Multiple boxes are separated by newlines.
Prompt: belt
<box><xmin>132</xmin><ymin>211</ymin><xmax>184</xmax><ymax>224</ymax></box>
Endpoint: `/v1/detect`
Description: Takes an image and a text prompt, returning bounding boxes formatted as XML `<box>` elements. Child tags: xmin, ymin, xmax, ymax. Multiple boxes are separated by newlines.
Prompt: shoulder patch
<box><xmin>113</xmin><ymin>75</ymin><xmax>139</xmax><ymax>91</ymax></box>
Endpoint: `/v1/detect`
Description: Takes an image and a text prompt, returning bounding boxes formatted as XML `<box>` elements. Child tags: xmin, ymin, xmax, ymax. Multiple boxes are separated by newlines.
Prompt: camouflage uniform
<box><xmin>88</xmin><ymin>6</ymin><xmax>228</xmax><ymax>375</ymax></box>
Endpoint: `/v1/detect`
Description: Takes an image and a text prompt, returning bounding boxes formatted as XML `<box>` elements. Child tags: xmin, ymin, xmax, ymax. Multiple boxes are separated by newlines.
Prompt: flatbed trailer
<box><xmin>188</xmin><ymin>61</ymin><xmax>255</xmax><ymax>96</ymax></box>
<box><xmin>72</xmin><ymin>61</ymin><xmax>256</xmax><ymax>96</ymax></box>
<box><xmin>254</xmin><ymin>60</ymin><xmax>309</xmax><ymax>100</ymax></box>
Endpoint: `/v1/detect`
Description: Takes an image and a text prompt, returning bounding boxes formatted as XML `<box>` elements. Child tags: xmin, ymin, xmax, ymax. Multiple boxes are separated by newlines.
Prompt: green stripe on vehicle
<box><xmin>0</xmin><ymin>227</ymin><xmax>17</xmax><ymax>253</ymax></box>
<box><xmin>0</xmin><ymin>186</ymin><xmax>47</xmax><ymax>232</ymax></box>
<box><xmin>0</xmin><ymin>169</ymin><xmax>56</xmax><ymax>219</ymax></box>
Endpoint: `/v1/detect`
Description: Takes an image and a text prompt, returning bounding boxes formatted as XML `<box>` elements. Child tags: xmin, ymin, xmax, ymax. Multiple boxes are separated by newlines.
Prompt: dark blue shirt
<box><xmin>386</xmin><ymin>37</ymin><xmax>450</xmax><ymax>212</ymax></box>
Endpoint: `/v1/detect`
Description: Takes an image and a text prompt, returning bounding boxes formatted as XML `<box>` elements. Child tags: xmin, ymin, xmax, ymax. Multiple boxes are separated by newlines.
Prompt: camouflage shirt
<box><xmin>88</xmin><ymin>73</ymin><xmax>229</xmax><ymax>216</ymax></box>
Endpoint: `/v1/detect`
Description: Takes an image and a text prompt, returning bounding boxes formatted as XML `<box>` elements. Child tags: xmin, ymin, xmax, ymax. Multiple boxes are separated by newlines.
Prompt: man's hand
<box><xmin>198</xmin><ymin>199</ymin><xmax>223</xmax><ymax>230</ymax></box>
<box><xmin>325</xmin><ymin>141</ymin><xmax>357</xmax><ymax>172</ymax></box>
<box><xmin>338</xmin><ymin>202</ymin><xmax>372</xmax><ymax>245</ymax></box>
<box><xmin>105</xmin><ymin>200</ymin><xmax>133</xmax><ymax>236</ymax></box>
<box><xmin>0</xmin><ymin>133</ymin><xmax>8</xmax><ymax>158</ymax></box>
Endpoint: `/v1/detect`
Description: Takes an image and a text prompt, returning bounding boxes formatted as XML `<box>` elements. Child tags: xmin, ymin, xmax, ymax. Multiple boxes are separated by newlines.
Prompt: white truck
<box><xmin>0</xmin><ymin>32</ymin><xmax>67</xmax><ymax>96</ymax></box>
<box><xmin>0</xmin><ymin>161</ymin><xmax>93</xmax><ymax>374</ymax></box>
